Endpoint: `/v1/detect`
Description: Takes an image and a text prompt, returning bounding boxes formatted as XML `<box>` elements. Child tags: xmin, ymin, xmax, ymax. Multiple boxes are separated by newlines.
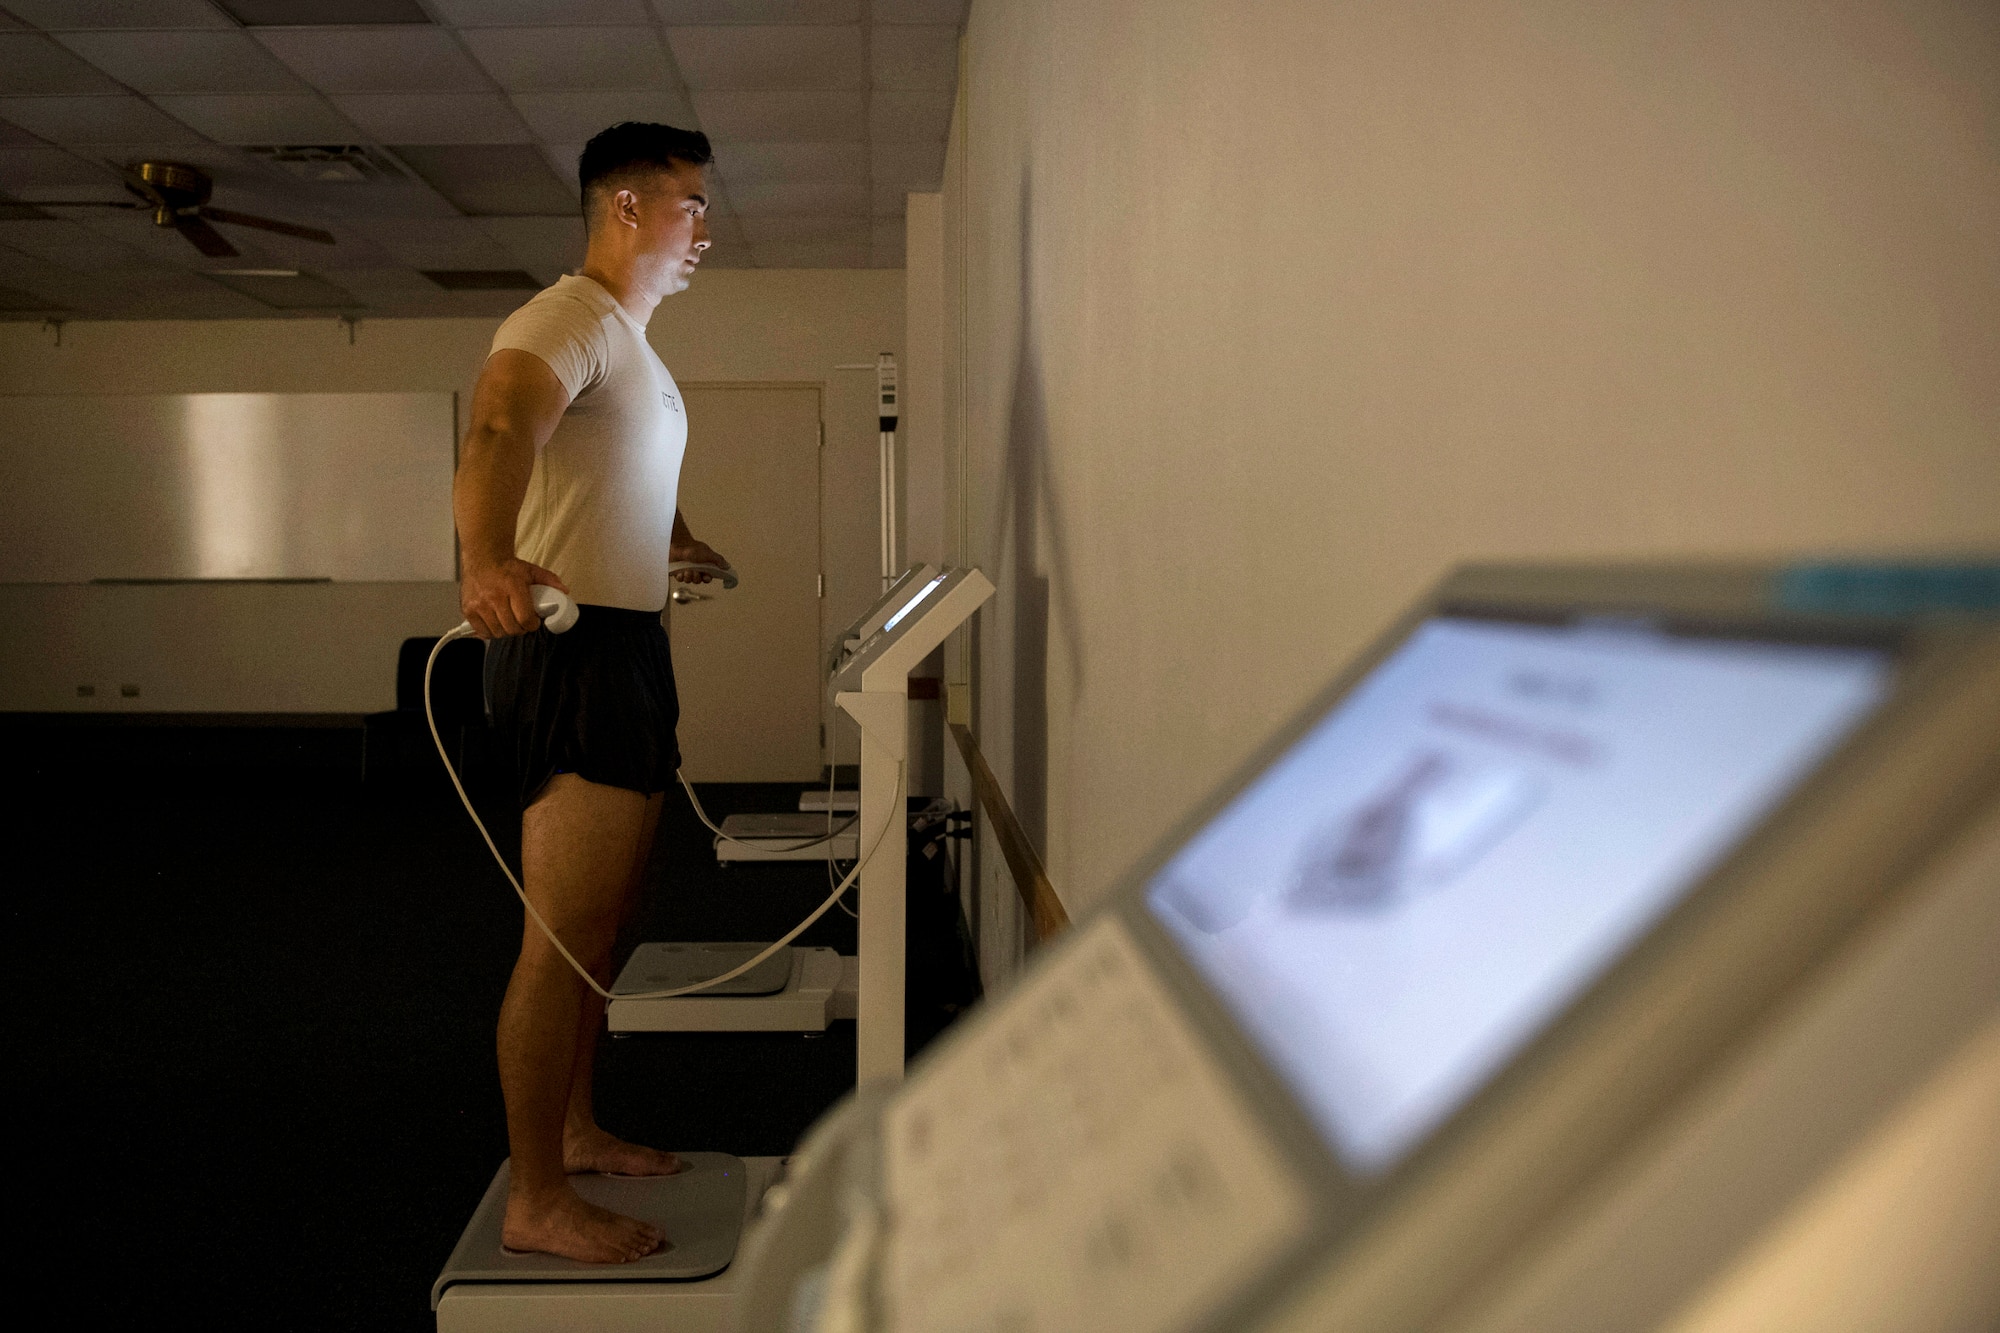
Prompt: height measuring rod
<box><xmin>837</xmin><ymin>353</ymin><xmax>900</xmax><ymax>589</ymax></box>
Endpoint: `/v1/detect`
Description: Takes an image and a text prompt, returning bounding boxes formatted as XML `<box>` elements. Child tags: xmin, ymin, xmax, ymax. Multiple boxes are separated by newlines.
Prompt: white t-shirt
<box><xmin>488</xmin><ymin>273</ymin><xmax>687</xmax><ymax>612</ymax></box>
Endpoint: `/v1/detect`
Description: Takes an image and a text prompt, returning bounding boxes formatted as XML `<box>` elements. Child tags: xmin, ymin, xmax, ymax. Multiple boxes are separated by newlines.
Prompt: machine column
<box><xmin>839</xmin><ymin>688</ymin><xmax>910</xmax><ymax>1084</ymax></box>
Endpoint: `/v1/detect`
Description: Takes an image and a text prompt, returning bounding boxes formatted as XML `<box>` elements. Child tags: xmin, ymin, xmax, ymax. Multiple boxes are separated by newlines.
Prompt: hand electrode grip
<box><xmin>666</xmin><ymin>561</ymin><xmax>740</xmax><ymax>590</ymax></box>
<box><xmin>530</xmin><ymin>584</ymin><xmax>579</xmax><ymax>633</ymax></box>
<box><xmin>451</xmin><ymin>583</ymin><xmax>578</xmax><ymax>639</ymax></box>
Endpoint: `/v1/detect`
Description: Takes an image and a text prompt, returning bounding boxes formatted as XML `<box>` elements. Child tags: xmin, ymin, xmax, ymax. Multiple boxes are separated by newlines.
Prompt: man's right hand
<box><xmin>460</xmin><ymin>558</ymin><xmax>571</xmax><ymax>639</ymax></box>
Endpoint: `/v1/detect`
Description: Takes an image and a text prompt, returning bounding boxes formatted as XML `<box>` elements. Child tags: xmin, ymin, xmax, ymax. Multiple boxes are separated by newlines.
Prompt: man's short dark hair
<box><xmin>578</xmin><ymin>122</ymin><xmax>713</xmax><ymax>222</ymax></box>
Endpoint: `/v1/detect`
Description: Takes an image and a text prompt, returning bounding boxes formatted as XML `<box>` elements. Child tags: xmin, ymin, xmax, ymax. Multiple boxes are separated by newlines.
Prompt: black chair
<box><xmin>362</xmin><ymin>636</ymin><xmax>492</xmax><ymax>796</ymax></box>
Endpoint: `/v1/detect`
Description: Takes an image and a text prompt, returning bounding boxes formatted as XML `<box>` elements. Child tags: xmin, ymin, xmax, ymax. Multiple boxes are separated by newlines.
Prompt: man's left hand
<box><xmin>670</xmin><ymin>538</ymin><xmax>730</xmax><ymax>583</ymax></box>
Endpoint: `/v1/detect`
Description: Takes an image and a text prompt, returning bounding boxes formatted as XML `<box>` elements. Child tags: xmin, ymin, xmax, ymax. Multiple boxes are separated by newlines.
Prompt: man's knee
<box><xmin>518</xmin><ymin>911</ymin><xmax>619</xmax><ymax>973</ymax></box>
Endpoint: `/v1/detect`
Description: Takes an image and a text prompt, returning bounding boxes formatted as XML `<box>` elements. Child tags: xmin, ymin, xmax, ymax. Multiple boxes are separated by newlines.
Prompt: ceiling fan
<box><xmin>41</xmin><ymin>161</ymin><xmax>337</xmax><ymax>259</ymax></box>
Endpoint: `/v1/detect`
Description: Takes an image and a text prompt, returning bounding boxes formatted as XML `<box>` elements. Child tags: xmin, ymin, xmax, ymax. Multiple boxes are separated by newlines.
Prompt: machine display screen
<box><xmin>882</xmin><ymin>573</ymin><xmax>948</xmax><ymax>635</ymax></box>
<box><xmin>1147</xmin><ymin>615</ymin><xmax>1892</xmax><ymax>1172</ymax></box>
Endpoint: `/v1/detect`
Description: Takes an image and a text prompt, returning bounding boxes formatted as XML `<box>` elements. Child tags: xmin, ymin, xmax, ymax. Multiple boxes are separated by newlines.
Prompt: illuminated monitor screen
<box><xmin>1147</xmin><ymin>615</ymin><xmax>1893</xmax><ymax>1172</ymax></box>
<box><xmin>881</xmin><ymin>573</ymin><xmax>948</xmax><ymax>635</ymax></box>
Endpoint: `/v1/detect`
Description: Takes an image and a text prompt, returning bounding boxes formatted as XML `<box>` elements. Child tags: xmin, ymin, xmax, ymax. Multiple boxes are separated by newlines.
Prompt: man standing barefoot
<box><xmin>453</xmin><ymin>122</ymin><xmax>730</xmax><ymax>1264</ymax></box>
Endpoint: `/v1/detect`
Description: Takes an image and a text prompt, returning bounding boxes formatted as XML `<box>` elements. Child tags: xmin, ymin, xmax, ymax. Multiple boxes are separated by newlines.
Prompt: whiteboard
<box><xmin>0</xmin><ymin>392</ymin><xmax>457</xmax><ymax>583</ymax></box>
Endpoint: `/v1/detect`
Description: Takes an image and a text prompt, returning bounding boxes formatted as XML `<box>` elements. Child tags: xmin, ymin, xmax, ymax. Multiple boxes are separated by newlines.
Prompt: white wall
<box><xmin>942</xmin><ymin>0</ymin><xmax>2000</xmax><ymax>969</ymax></box>
<box><xmin>904</xmin><ymin>193</ymin><xmax>948</xmax><ymax>571</ymax></box>
<box><xmin>0</xmin><ymin>269</ymin><xmax>903</xmax><ymax>714</ymax></box>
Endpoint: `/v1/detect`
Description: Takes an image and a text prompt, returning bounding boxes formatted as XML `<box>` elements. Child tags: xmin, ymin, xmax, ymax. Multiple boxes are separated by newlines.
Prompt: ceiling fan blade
<box><xmin>175</xmin><ymin>215</ymin><xmax>240</xmax><ymax>259</ymax></box>
<box><xmin>200</xmin><ymin>207</ymin><xmax>336</xmax><ymax>246</ymax></box>
<box><xmin>33</xmin><ymin>200</ymin><xmax>143</xmax><ymax>209</ymax></box>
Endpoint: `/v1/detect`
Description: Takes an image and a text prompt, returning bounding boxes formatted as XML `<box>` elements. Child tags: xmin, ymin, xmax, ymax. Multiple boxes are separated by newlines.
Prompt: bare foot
<box><xmin>502</xmin><ymin>1186</ymin><xmax>666</xmax><ymax>1264</ymax></box>
<box><xmin>564</xmin><ymin>1124</ymin><xmax>686</xmax><ymax>1177</ymax></box>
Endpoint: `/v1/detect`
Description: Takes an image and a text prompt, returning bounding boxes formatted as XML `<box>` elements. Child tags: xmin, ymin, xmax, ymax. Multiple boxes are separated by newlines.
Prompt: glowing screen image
<box><xmin>1147</xmin><ymin>617</ymin><xmax>1891</xmax><ymax>1171</ymax></box>
<box><xmin>882</xmin><ymin>573</ymin><xmax>948</xmax><ymax>634</ymax></box>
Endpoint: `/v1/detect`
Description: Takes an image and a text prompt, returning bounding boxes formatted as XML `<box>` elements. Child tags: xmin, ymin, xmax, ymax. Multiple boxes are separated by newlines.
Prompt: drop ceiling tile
<box><xmin>460</xmin><ymin>27</ymin><xmax>674</xmax><ymax>94</ymax></box>
<box><xmin>0</xmin><ymin>242</ymin><xmax>77</xmax><ymax>280</ymax></box>
<box><xmin>870</xmin><ymin>212</ymin><xmax>902</xmax><ymax>266</ymax></box>
<box><xmin>54</xmin><ymin>31</ymin><xmax>306</xmax><ymax>95</ymax></box>
<box><xmin>723</xmin><ymin>172</ymin><xmax>863</xmax><ymax>214</ymax></box>
<box><xmin>0</xmin><ymin>252</ymin><xmax>99</xmax><ymax>309</ymax></box>
<box><xmin>870</xmin><ymin>87</ymin><xmax>950</xmax><ymax>140</ymax></box>
<box><xmin>212</xmin><ymin>0</ymin><xmax>431</xmax><ymax>24</ymax></box>
<box><xmin>325</xmin><ymin>223</ymin><xmax>408</xmax><ymax>260</ymax></box>
<box><xmin>698</xmin><ymin>207</ymin><xmax>745</xmax><ymax>247</ymax></box>
<box><xmin>690</xmin><ymin>89</ymin><xmax>861</xmax><ymax>142</ymax></box>
<box><xmin>151</xmin><ymin>94</ymin><xmax>359</xmax><ymax>144</ymax></box>
<box><xmin>0</xmin><ymin>145</ymin><xmax>118</xmax><ymax>196</ymax></box>
<box><xmin>334</xmin><ymin>94</ymin><xmax>530</xmax><ymax>145</ymax></box>
<box><xmin>872</xmin><ymin>0</ymin><xmax>965</xmax><ymax>23</ymax></box>
<box><xmin>436</xmin><ymin>287</ymin><xmax>538</xmax><ymax>315</ymax></box>
<box><xmin>693</xmin><ymin>246</ymin><xmax>752</xmax><ymax>268</ymax></box>
<box><xmin>0</xmin><ymin>1</ymin><xmax>236</xmax><ymax>28</ymax></box>
<box><xmin>0</xmin><ymin>216</ymin><xmax>145</xmax><ymax>269</ymax></box>
<box><xmin>429</xmin><ymin>0</ymin><xmax>650</xmax><ymax>24</ymax></box>
<box><xmin>750</xmin><ymin>238</ymin><xmax>863</xmax><ymax>267</ymax></box>
<box><xmin>718</xmin><ymin>139</ymin><xmax>862</xmax><ymax>182</ymax></box>
<box><xmin>509</xmin><ymin>89</ymin><xmax>697</xmax><ymax>143</ymax></box>
<box><xmin>60</xmin><ymin>206</ymin><xmax>220</xmax><ymax>266</ymax></box>
<box><xmin>693</xmin><ymin>164</ymin><xmax>732</xmax><ymax>203</ymax></box>
<box><xmin>470</xmin><ymin>213</ymin><xmax>582</xmax><ymax>271</ymax></box>
<box><xmin>172</xmin><ymin>212</ymin><xmax>345</xmax><ymax>269</ymax></box>
<box><xmin>0</xmin><ymin>287</ymin><xmax>68</xmax><ymax>314</ymax></box>
<box><xmin>0</xmin><ymin>95</ymin><xmax>205</xmax><ymax>146</ymax></box>
<box><xmin>664</xmin><ymin>26</ymin><xmax>862</xmax><ymax>91</ymax></box>
<box><xmin>350</xmin><ymin>214</ymin><xmax>513</xmax><ymax>267</ymax></box>
<box><xmin>254</xmin><ymin>27</ymin><xmax>491</xmax><ymax>94</ymax></box>
<box><xmin>277</xmin><ymin>171</ymin><xmax>462</xmax><ymax>220</ymax></box>
<box><xmin>114</xmin><ymin>275</ymin><xmax>276</xmax><ymax>318</ymax></box>
<box><xmin>737</xmin><ymin>213</ymin><xmax>863</xmax><ymax>246</ymax></box>
<box><xmin>0</xmin><ymin>33</ymin><xmax>126</xmax><ymax>95</ymax></box>
<box><xmin>96</xmin><ymin>138</ymin><xmax>260</xmax><ymax>171</ymax></box>
<box><xmin>389</xmin><ymin>143</ymin><xmax>576</xmax><ymax>215</ymax></box>
<box><xmin>649</xmin><ymin>1</ymin><xmax>859</xmax><ymax>20</ymax></box>
<box><xmin>206</xmin><ymin>268</ymin><xmax>357</xmax><ymax>308</ymax></box>
<box><xmin>870</xmin><ymin>175</ymin><xmax>915</xmax><ymax>216</ymax></box>
<box><xmin>314</xmin><ymin>265</ymin><xmax>435</xmax><ymax>302</ymax></box>
<box><xmin>253</xmin><ymin>230</ymin><xmax>388</xmax><ymax>268</ymax></box>
<box><xmin>537</xmin><ymin>139</ymin><xmax>580</xmax><ymax>188</ymax></box>
<box><xmin>870</xmin><ymin>136</ymin><xmax>942</xmax><ymax>189</ymax></box>
<box><xmin>870</xmin><ymin>24</ymin><xmax>955</xmax><ymax>89</ymax></box>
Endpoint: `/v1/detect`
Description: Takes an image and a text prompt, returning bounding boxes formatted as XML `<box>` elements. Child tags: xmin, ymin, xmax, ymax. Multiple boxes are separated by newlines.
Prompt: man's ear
<box><xmin>612</xmin><ymin>187</ymin><xmax>642</xmax><ymax>230</ymax></box>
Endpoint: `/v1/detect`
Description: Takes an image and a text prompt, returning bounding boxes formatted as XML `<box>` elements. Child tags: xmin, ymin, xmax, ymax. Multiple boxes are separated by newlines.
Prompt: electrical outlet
<box><xmin>120</xmin><ymin>683</ymin><xmax>140</xmax><ymax>698</ymax></box>
<box><xmin>76</xmin><ymin>684</ymin><xmax>95</xmax><ymax>698</ymax></box>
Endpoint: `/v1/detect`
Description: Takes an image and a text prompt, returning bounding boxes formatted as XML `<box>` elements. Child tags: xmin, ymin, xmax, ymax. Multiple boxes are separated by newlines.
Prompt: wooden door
<box><xmin>669</xmin><ymin>385</ymin><xmax>823</xmax><ymax>782</ymax></box>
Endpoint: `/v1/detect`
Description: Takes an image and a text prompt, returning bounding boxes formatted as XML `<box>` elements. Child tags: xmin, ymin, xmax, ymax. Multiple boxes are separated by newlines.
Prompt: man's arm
<box><xmin>669</xmin><ymin>509</ymin><xmax>730</xmax><ymax>584</ymax></box>
<box><xmin>455</xmin><ymin>348</ymin><xmax>573</xmax><ymax>637</ymax></box>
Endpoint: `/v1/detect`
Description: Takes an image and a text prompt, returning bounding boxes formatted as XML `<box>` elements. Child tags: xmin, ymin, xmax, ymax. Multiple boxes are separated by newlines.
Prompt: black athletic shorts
<box><xmin>484</xmin><ymin>604</ymin><xmax>680</xmax><ymax>810</ymax></box>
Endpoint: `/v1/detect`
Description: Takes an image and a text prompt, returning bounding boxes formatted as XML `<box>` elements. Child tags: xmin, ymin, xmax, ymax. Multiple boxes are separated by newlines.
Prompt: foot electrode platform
<box><xmin>431</xmin><ymin>1155</ymin><xmax>782</xmax><ymax>1333</ymax></box>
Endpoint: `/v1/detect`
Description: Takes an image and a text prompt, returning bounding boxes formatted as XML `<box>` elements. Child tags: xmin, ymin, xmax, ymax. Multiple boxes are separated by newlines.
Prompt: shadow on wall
<box><xmin>991</xmin><ymin>175</ymin><xmax>1086</xmax><ymax>861</ymax></box>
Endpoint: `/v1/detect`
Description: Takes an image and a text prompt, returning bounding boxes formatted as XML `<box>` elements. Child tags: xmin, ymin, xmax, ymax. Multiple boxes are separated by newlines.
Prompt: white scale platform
<box><xmin>713</xmin><ymin>812</ymin><xmax>858</xmax><ymax>863</ymax></box>
<box><xmin>433</xmin><ymin>1155</ymin><xmax>786</xmax><ymax>1333</ymax></box>
<box><xmin>606</xmin><ymin>943</ymin><xmax>858</xmax><ymax>1034</ymax></box>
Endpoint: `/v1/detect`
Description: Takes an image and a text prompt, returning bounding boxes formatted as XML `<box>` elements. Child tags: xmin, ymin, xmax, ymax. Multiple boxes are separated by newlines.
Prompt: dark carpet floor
<box><xmin>3</xmin><ymin>720</ymin><xmax>939</xmax><ymax>1331</ymax></box>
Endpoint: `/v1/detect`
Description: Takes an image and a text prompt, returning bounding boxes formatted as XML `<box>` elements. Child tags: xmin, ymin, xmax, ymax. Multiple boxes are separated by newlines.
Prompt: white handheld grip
<box><xmin>530</xmin><ymin>583</ymin><xmax>579</xmax><ymax>633</ymax></box>
<box><xmin>666</xmin><ymin>561</ymin><xmax>739</xmax><ymax>590</ymax></box>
